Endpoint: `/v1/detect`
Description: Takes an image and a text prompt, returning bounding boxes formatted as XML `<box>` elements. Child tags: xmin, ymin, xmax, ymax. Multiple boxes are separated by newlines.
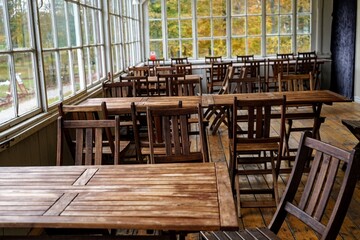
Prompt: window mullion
<box><xmin>161</xmin><ymin>0</ymin><xmax>167</xmax><ymax>60</ymax></box>
<box><xmin>292</xmin><ymin>0</ymin><xmax>297</xmax><ymax>53</ymax></box>
<box><xmin>261</xmin><ymin>0</ymin><xmax>266</xmax><ymax>57</ymax></box>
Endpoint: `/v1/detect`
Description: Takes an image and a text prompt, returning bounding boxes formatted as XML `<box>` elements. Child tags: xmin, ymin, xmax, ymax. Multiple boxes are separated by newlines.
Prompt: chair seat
<box><xmin>230</xmin><ymin>142</ymin><xmax>279</xmax><ymax>152</ymax></box>
<box><xmin>201</xmin><ymin>228</ymin><xmax>280</xmax><ymax>240</ymax></box>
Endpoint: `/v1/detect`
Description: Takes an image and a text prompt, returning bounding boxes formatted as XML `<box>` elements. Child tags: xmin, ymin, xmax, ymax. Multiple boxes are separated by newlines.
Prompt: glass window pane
<box><xmin>213</xmin><ymin>18</ymin><xmax>226</xmax><ymax>37</ymax></box>
<box><xmin>168</xmin><ymin>20</ymin><xmax>179</xmax><ymax>38</ymax></box>
<box><xmin>181</xmin><ymin>40</ymin><xmax>193</xmax><ymax>57</ymax></box>
<box><xmin>266</xmin><ymin>16</ymin><xmax>279</xmax><ymax>35</ymax></box>
<box><xmin>232</xmin><ymin>0</ymin><xmax>245</xmax><ymax>15</ymax></box>
<box><xmin>247</xmin><ymin>16</ymin><xmax>261</xmax><ymax>35</ymax></box>
<box><xmin>280</xmin><ymin>15</ymin><xmax>292</xmax><ymax>34</ymax></box>
<box><xmin>43</xmin><ymin>52</ymin><xmax>59</xmax><ymax>106</ymax></box>
<box><xmin>180</xmin><ymin>19</ymin><xmax>192</xmax><ymax>38</ymax></box>
<box><xmin>8</xmin><ymin>0</ymin><xmax>31</xmax><ymax>48</ymax></box>
<box><xmin>247</xmin><ymin>0</ymin><xmax>262</xmax><ymax>14</ymax></box>
<box><xmin>168</xmin><ymin>40</ymin><xmax>180</xmax><ymax>58</ymax></box>
<box><xmin>297</xmin><ymin>35</ymin><xmax>310</xmax><ymax>52</ymax></box>
<box><xmin>0</xmin><ymin>3</ymin><xmax>8</xmax><ymax>50</ymax></box>
<box><xmin>279</xmin><ymin>36</ymin><xmax>292</xmax><ymax>53</ymax></box>
<box><xmin>232</xmin><ymin>17</ymin><xmax>245</xmax><ymax>36</ymax></box>
<box><xmin>14</xmin><ymin>53</ymin><xmax>38</xmax><ymax>116</ymax></box>
<box><xmin>149</xmin><ymin>0</ymin><xmax>162</xmax><ymax>19</ymax></box>
<box><xmin>72</xmin><ymin>49</ymin><xmax>81</xmax><ymax>92</ymax></box>
<box><xmin>39</xmin><ymin>0</ymin><xmax>53</xmax><ymax>48</ymax></box>
<box><xmin>55</xmin><ymin>0</ymin><xmax>67</xmax><ymax>48</ymax></box>
<box><xmin>197</xmin><ymin>0</ymin><xmax>210</xmax><ymax>17</ymax></box>
<box><xmin>247</xmin><ymin>37</ymin><xmax>261</xmax><ymax>55</ymax></box>
<box><xmin>180</xmin><ymin>0</ymin><xmax>192</xmax><ymax>18</ymax></box>
<box><xmin>298</xmin><ymin>0</ymin><xmax>311</xmax><ymax>12</ymax></box>
<box><xmin>0</xmin><ymin>55</ymin><xmax>14</xmax><ymax>124</ymax></box>
<box><xmin>266</xmin><ymin>36</ymin><xmax>278</xmax><ymax>55</ymax></box>
<box><xmin>213</xmin><ymin>0</ymin><xmax>226</xmax><ymax>16</ymax></box>
<box><xmin>67</xmin><ymin>3</ymin><xmax>80</xmax><ymax>47</ymax></box>
<box><xmin>280</xmin><ymin>0</ymin><xmax>292</xmax><ymax>14</ymax></box>
<box><xmin>232</xmin><ymin>38</ymin><xmax>246</xmax><ymax>56</ymax></box>
<box><xmin>149</xmin><ymin>20</ymin><xmax>162</xmax><ymax>39</ymax></box>
<box><xmin>197</xmin><ymin>18</ymin><xmax>211</xmax><ymax>37</ymax></box>
<box><xmin>150</xmin><ymin>41</ymin><xmax>163</xmax><ymax>59</ymax></box>
<box><xmin>213</xmin><ymin>39</ymin><xmax>226</xmax><ymax>56</ymax></box>
<box><xmin>167</xmin><ymin>0</ymin><xmax>178</xmax><ymax>18</ymax></box>
<box><xmin>60</xmin><ymin>51</ymin><xmax>72</xmax><ymax>99</ymax></box>
<box><xmin>266</xmin><ymin>0</ymin><xmax>279</xmax><ymax>14</ymax></box>
<box><xmin>198</xmin><ymin>39</ymin><xmax>211</xmax><ymax>57</ymax></box>
<box><xmin>297</xmin><ymin>15</ymin><xmax>311</xmax><ymax>34</ymax></box>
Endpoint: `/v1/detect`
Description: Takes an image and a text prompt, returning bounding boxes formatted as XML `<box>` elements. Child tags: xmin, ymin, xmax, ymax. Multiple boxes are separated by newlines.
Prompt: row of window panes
<box><xmin>148</xmin><ymin>0</ymin><xmax>312</xmax><ymax>59</ymax></box>
<box><xmin>0</xmin><ymin>0</ymin><xmax>141</xmax><ymax>126</ymax></box>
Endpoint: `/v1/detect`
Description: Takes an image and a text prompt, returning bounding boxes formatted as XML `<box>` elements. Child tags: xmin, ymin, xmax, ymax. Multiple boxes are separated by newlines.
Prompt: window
<box><xmin>147</xmin><ymin>0</ymin><xmax>313</xmax><ymax>59</ymax></box>
<box><xmin>0</xmin><ymin>0</ymin><xmax>40</xmax><ymax>124</ymax></box>
<box><xmin>0</xmin><ymin>0</ymin><xmax>142</xmax><ymax>129</ymax></box>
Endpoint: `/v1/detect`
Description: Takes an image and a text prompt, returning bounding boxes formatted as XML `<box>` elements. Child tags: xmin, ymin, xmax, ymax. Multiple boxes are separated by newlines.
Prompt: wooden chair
<box><xmin>298</xmin><ymin>50</ymin><xmax>317</xmax><ymax>58</ymax></box>
<box><xmin>171</xmin><ymin>57</ymin><xmax>189</xmax><ymax>65</ymax></box>
<box><xmin>276</xmin><ymin>52</ymin><xmax>295</xmax><ymax>59</ymax></box>
<box><xmin>295</xmin><ymin>56</ymin><xmax>320</xmax><ymax>89</ymax></box>
<box><xmin>120</xmin><ymin>75</ymin><xmax>152</xmax><ymax>97</ymax></box>
<box><xmin>205</xmin><ymin>66</ymin><xmax>234</xmax><ymax>135</ymax></box>
<box><xmin>128</xmin><ymin>66</ymin><xmax>150</xmax><ymax>77</ymax></box>
<box><xmin>208</xmin><ymin>62</ymin><xmax>232</xmax><ymax>93</ymax></box>
<box><xmin>229</xmin><ymin>96</ymin><xmax>286</xmax><ymax>217</ymax></box>
<box><xmin>205</xmin><ymin>56</ymin><xmax>223</xmax><ymax>85</ymax></box>
<box><xmin>266</xmin><ymin>58</ymin><xmax>291</xmax><ymax>92</ymax></box>
<box><xmin>102</xmin><ymin>81</ymin><xmax>135</xmax><ymax>97</ymax></box>
<box><xmin>202</xmin><ymin>131</ymin><xmax>360</xmax><ymax>240</ymax></box>
<box><xmin>155</xmin><ymin>65</ymin><xmax>176</xmax><ymax>75</ymax></box>
<box><xmin>278</xmin><ymin>71</ymin><xmax>314</xmax><ymax>92</ymax></box>
<box><xmin>146</xmin><ymin>103</ymin><xmax>209</xmax><ymax>164</ymax></box>
<box><xmin>174</xmin><ymin>63</ymin><xmax>192</xmax><ymax>75</ymax></box>
<box><xmin>243</xmin><ymin>59</ymin><xmax>266</xmax><ymax>91</ymax></box>
<box><xmin>57</xmin><ymin>102</ymin><xmax>130</xmax><ymax>165</ymax></box>
<box><xmin>228</xmin><ymin>66</ymin><xmax>261</xmax><ymax>93</ymax></box>
<box><xmin>156</xmin><ymin>73</ymin><xmax>185</xmax><ymax>96</ymax></box>
<box><xmin>57</xmin><ymin>116</ymin><xmax>121</xmax><ymax>166</ymax></box>
<box><xmin>236</xmin><ymin>54</ymin><xmax>254</xmax><ymax>62</ymax></box>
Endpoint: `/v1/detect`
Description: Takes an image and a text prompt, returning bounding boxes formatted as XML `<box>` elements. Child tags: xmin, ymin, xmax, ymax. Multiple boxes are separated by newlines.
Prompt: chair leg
<box><xmin>235</xmin><ymin>174</ymin><xmax>241</xmax><ymax>218</ymax></box>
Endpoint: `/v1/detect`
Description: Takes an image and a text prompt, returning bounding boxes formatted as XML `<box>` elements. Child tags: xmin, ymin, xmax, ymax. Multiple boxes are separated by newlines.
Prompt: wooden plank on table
<box><xmin>214</xmin><ymin>162</ymin><xmax>238</xmax><ymax>230</ymax></box>
<box><xmin>44</xmin><ymin>193</ymin><xmax>77</xmax><ymax>216</ymax></box>
<box><xmin>73</xmin><ymin>168</ymin><xmax>98</xmax><ymax>186</ymax></box>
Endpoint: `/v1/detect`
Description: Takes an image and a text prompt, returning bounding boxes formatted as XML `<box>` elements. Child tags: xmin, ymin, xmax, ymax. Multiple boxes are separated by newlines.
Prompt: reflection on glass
<box><xmin>266</xmin><ymin>0</ymin><xmax>279</xmax><ymax>14</ymax></box>
<box><xmin>60</xmin><ymin>51</ymin><xmax>72</xmax><ymax>99</ymax></box>
<box><xmin>55</xmin><ymin>0</ymin><xmax>67</xmax><ymax>48</ymax></box>
<box><xmin>0</xmin><ymin>55</ymin><xmax>14</xmax><ymax>124</ymax></box>
<box><xmin>280</xmin><ymin>16</ymin><xmax>292</xmax><ymax>34</ymax></box>
<box><xmin>14</xmin><ymin>53</ymin><xmax>38</xmax><ymax>116</ymax></box>
<box><xmin>43</xmin><ymin>52</ymin><xmax>59</xmax><ymax>106</ymax></box>
<box><xmin>266</xmin><ymin>16</ymin><xmax>279</xmax><ymax>35</ymax></box>
<box><xmin>297</xmin><ymin>15</ymin><xmax>311</xmax><ymax>34</ymax></box>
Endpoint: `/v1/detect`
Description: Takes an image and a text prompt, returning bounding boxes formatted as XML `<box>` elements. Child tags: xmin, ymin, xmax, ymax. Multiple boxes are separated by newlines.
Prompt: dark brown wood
<box><xmin>208</xmin><ymin>62</ymin><xmax>232</xmax><ymax>93</ymax></box>
<box><xmin>0</xmin><ymin>162</ymin><xmax>237</xmax><ymax>232</ymax></box>
<box><xmin>230</xmin><ymin>96</ymin><xmax>286</xmax><ymax>217</ymax></box>
<box><xmin>146</xmin><ymin>103</ymin><xmax>209</xmax><ymax>164</ymax></box>
<box><xmin>103</xmin><ymin>81</ymin><xmax>135</xmax><ymax>98</ymax></box>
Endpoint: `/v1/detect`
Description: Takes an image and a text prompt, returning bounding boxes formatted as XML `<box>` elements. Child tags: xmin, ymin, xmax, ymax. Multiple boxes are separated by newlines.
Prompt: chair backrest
<box><xmin>120</xmin><ymin>75</ymin><xmax>151</xmax><ymax>97</ymax></box>
<box><xmin>230</xmin><ymin>96</ymin><xmax>286</xmax><ymax>182</ymax></box>
<box><xmin>102</xmin><ymin>81</ymin><xmax>135</xmax><ymax>97</ymax></box>
<box><xmin>155</xmin><ymin>66</ymin><xmax>176</xmax><ymax>75</ymax></box>
<box><xmin>146</xmin><ymin>103</ymin><xmax>209</xmax><ymax>164</ymax></box>
<box><xmin>278</xmin><ymin>72</ymin><xmax>314</xmax><ymax>92</ymax></box>
<box><xmin>171</xmin><ymin>57</ymin><xmax>189</xmax><ymax>65</ymax></box>
<box><xmin>148</xmin><ymin>58</ymin><xmax>165</xmax><ymax>67</ymax></box>
<box><xmin>128</xmin><ymin>66</ymin><xmax>150</xmax><ymax>77</ymax></box>
<box><xmin>298</xmin><ymin>50</ymin><xmax>317</xmax><ymax>58</ymax></box>
<box><xmin>229</xmin><ymin>66</ymin><xmax>261</xmax><ymax>93</ymax></box>
<box><xmin>243</xmin><ymin>59</ymin><xmax>265</xmax><ymax>78</ymax></box>
<box><xmin>236</xmin><ymin>54</ymin><xmax>254</xmax><ymax>62</ymax></box>
<box><xmin>57</xmin><ymin>115</ymin><xmax>120</xmax><ymax>166</ymax></box>
<box><xmin>205</xmin><ymin>56</ymin><xmax>222</xmax><ymax>63</ymax></box>
<box><xmin>209</xmin><ymin>62</ymin><xmax>232</xmax><ymax>92</ymax></box>
<box><xmin>157</xmin><ymin>73</ymin><xmax>186</xmax><ymax>96</ymax></box>
<box><xmin>175</xmin><ymin>63</ymin><xmax>192</xmax><ymax>75</ymax></box>
<box><xmin>296</xmin><ymin>56</ymin><xmax>317</xmax><ymax>75</ymax></box>
<box><xmin>269</xmin><ymin>131</ymin><xmax>360</xmax><ymax>239</ymax></box>
<box><xmin>276</xmin><ymin>53</ymin><xmax>295</xmax><ymax>59</ymax></box>
<box><xmin>268</xmin><ymin>58</ymin><xmax>290</xmax><ymax>82</ymax></box>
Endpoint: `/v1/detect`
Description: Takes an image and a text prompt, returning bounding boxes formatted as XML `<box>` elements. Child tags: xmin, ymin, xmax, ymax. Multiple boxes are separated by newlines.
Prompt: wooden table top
<box><xmin>81</xmin><ymin>90</ymin><xmax>349</xmax><ymax>114</ymax></box>
<box><xmin>0</xmin><ymin>162</ymin><xmax>238</xmax><ymax>231</ymax></box>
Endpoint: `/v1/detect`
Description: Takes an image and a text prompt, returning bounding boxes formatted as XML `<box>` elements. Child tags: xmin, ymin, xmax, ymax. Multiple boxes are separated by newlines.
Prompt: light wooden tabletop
<box><xmin>0</xmin><ymin>162</ymin><xmax>238</xmax><ymax>232</ymax></box>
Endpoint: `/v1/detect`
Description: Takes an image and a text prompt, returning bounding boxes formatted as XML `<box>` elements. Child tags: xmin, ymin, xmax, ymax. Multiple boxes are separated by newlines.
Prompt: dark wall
<box><xmin>330</xmin><ymin>0</ymin><xmax>357</xmax><ymax>99</ymax></box>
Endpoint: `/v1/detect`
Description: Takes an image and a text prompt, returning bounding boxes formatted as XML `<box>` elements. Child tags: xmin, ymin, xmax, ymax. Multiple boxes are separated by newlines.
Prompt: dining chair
<box><xmin>120</xmin><ymin>74</ymin><xmax>152</xmax><ymax>97</ymax></box>
<box><xmin>205</xmin><ymin>56</ymin><xmax>223</xmax><ymax>85</ymax></box>
<box><xmin>174</xmin><ymin>63</ymin><xmax>193</xmax><ymax>75</ymax></box>
<box><xmin>205</xmin><ymin>66</ymin><xmax>235</xmax><ymax>135</ymax></box>
<box><xmin>171</xmin><ymin>57</ymin><xmax>189</xmax><ymax>65</ymax></box>
<box><xmin>208</xmin><ymin>62</ymin><xmax>232</xmax><ymax>93</ymax></box>
<box><xmin>57</xmin><ymin>102</ymin><xmax>130</xmax><ymax>165</ymax></box>
<box><xmin>128</xmin><ymin>66</ymin><xmax>150</xmax><ymax>77</ymax></box>
<box><xmin>156</xmin><ymin>73</ymin><xmax>185</xmax><ymax>96</ymax></box>
<box><xmin>243</xmin><ymin>59</ymin><xmax>266</xmax><ymax>91</ymax></box>
<box><xmin>276</xmin><ymin>52</ymin><xmax>295</xmax><ymax>59</ymax></box>
<box><xmin>236</xmin><ymin>54</ymin><xmax>254</xmax><ymax>62</ymax></box>
<box><xmin>202</xmin><ymin>131</ymin><xmax>359</xmax><ymax>240</ymax></box>
<box><xmin>228</xmin><ymin>66</ymin><xmax>261</xmax><ymax>93</ymax></box>
<box><xmin>229</xmin><ymin>96</ymin><xmax>286</xmax><ymax>217</ymax></box>
<box><xmin>102</xmin><ymin>80</ymin><xmax>135</xmax><ymax>97</ymax></box>
<box><xmin>266</xmin><ymin>58</ymin><xmax>291</xmax><ymax>92</ymax></box>
<box><xmin>146</xmin><ymin>103</ymin><xmax>209</xmax><ymax>164</ymax></box>
<box><xmin>297</xmin><ymin>50</ymin><xmax>317</xmax><ymax>58</ymax></box>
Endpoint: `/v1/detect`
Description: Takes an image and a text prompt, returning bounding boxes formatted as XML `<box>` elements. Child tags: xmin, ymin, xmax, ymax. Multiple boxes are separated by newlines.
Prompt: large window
<box><xmin>0</xmin><ymin>0</ymin><xmax>142</xmax><ymax>128</ymax></box>
<box><xmin>147</xmin><ymin>0</ymin><xmax>313</xmax><ymax>59</ymax></box>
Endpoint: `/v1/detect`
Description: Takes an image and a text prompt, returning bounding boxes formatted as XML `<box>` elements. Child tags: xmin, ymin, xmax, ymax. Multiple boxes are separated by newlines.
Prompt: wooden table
<box><xmin>0</xmin><ymin>162</ymin><xmax>238</xmax><ymax>234</ymax></box>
